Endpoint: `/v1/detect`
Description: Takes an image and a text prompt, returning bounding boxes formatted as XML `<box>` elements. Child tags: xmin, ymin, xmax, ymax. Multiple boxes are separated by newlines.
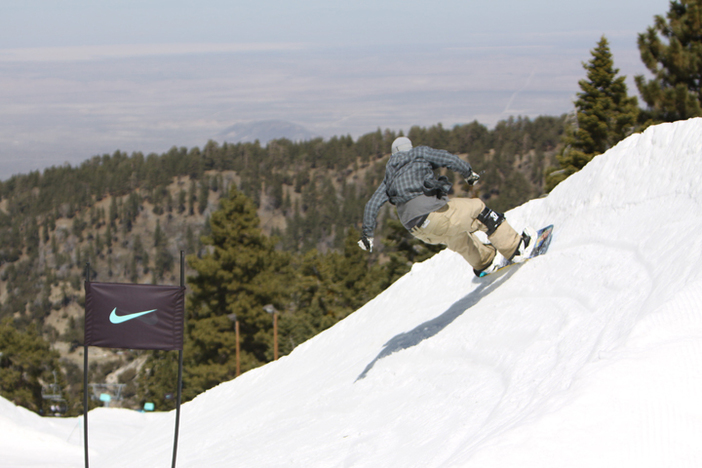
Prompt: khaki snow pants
<box><xmin>410</xmin><ymin>198</ymin><xmax>521</xmax><ymax>271</ymax></box>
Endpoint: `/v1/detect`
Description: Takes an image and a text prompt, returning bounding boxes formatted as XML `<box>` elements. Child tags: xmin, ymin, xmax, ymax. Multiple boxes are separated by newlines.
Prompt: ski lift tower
<box><xmin>41</xmin><ymin>371</ymin><xmax>68</xmax><ymax>416</ymax></box>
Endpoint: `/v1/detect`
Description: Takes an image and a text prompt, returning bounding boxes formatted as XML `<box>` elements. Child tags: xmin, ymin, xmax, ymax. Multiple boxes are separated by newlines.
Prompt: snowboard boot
<box><xmin>473</xmin><ymin>251</ymin><xmax>507</xmax><ymax>277</ymax></box>
<box><xmin>511</xmin><ymin>227</ymin><xmax>537</xmax><ymax>263</ymax></box>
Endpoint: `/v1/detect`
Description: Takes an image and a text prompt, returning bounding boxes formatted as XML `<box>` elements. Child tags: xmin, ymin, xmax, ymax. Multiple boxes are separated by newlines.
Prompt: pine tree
<box><xmin>182</xmin><ymin>186</ymin><xmax>289</xmax><ymax>398</ymax></box>
<box><xmin>108</xmin><ymin>196</ymin><xmax>118</xmax><ymax>226</ymax></box>
<box><xmin>153</xmin><ymin>219</ymin><xmax>164</xmax><ymax>247</ymax></box>
<box><xmin>547</xmin><ymin>36</ymin><xmax>638</xmax><ymax>191</ymax></box>
<box><xmin>0</xmin><ymin>318</ymin><xmax>66</xmax><ymax>414</ymax></box>
<box><xmin>177</xmin><ymin>189</ymin><xmax>186</xmax><ymax>214</ymax></box>
<box><xmin>105</xmin><ymin>222</ymin><xmax>113</xmax><ymax>249</ymax></box>
<box><xmin>187</xmin><ymin>180</ymin><xmax>196</xmax><ymax>216</ymax></box>
<box><xmin>636</xmin><ymin>0</ymin><xmax>702</xmax><ymax>123</ymax></box>
<box><xmin>137</xmin><ymin>350</ymin><xmax>179</xmax><ymax>411</ymax></box>
<box><xmin>198</xmin><ymin>178</ymin><xmax>209</xmax><ymax>214</ymax></box>
<box><xmin>25</xmin><ymin>217</ymin><xmax>40</xmax><ymax>258</ymax></box>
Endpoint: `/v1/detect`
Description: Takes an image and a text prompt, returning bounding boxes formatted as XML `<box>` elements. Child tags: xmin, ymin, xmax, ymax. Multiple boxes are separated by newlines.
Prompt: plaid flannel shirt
<box><xmin>361</xmin><ymin>146</ymin><xmax>473</xmax><ymax>238</ymax></box>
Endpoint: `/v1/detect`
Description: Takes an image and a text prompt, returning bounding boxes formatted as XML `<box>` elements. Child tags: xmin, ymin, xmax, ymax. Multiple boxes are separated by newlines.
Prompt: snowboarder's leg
<box><xmin>411</xmin><ymin>201</ymin><xmax>496</xmax><ymax>270</ymax></box>
<box><xmin>488</xmin><ymin>221</ymin><xmax>522</xmax><ymax>259</ymax></box>
<box><xmin>446</xmin><ymin>231</ymin><xmax>496</xmax><ymax>270</ymax></box>
<box><xmin>449</xmin><ymin>199</ymin><xmax>522</xmax><ymax>260</ymax></box>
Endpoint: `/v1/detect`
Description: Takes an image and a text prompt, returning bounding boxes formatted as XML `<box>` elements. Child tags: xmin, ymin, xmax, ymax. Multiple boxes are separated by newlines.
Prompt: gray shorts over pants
<box><xmin>410</xmin><ymin>198</ymin><xmax>521</xmax><ymax>271</ymax></box>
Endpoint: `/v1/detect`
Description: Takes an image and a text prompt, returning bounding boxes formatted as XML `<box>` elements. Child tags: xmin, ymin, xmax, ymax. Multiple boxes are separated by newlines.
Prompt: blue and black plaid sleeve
<box><xmin>362</xmin><ymin>182</ymin><xmax>389</xmax><ymax>238</ymax></box>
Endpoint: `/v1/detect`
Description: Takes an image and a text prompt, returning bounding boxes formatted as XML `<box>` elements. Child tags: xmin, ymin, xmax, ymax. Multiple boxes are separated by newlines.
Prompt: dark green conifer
<box><xmin>177</xmin><ymin>189</ymin><xmax>186</xmax><ymax>214</ymax></box>
<box><xmin>636</xmin><ymin>0</ymin><xmax>702</xmax><ymax>122</ymax></box>
<box><xmin>0</xmin><ymin>318</ymin><xmax>66</xmax><ymax>414</ymax></box>
<box><xmin>105</xmin><ymin>223</ymin><xmax>113</xmax><ymax>249</ymax></box>
<box><xmin>188</xmin><ymin>180</ymin><xmax>196</xmax><ymax>216</ymax></box>
<box><xmin>547</xmin><ymin>36</ymin><xmax>638</xmax><ymax>190</ymax></box>
<box><xmin>183</xmin><ymin>186</ymin><xmax>288</xmax><ymax>398</ymax></box>
<box><xmin>198</xmin><ymin>178</ymin><xmax>209</xmax><ymax>214</ymax></box>
<box><xmin>153</xmin><ymin>219</ymin><xmax>164</xmax><ymax>247</ymax></box>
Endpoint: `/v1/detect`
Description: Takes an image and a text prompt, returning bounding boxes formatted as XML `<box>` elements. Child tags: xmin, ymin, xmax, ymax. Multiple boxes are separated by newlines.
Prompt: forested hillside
<box><xmin>0</xmin><ymin>116</ymin><xmax>565</xmax><ymax>415</ymax></box>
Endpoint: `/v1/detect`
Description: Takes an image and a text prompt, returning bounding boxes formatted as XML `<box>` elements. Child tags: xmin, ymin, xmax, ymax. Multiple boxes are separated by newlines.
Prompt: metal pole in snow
<box><xmin>83</xmin><ymin>261</ymin><xmax>90</xmax><ymax>468</ymax></box>
<box><xmin>236</xmin><ymin>320</ymin><xmax>241</xmax><ymax>376</ymax></box>
<box><xmin>171</xmin><ymin>251</ymin><xmax>185</xmax><ymax>468</ymax></box>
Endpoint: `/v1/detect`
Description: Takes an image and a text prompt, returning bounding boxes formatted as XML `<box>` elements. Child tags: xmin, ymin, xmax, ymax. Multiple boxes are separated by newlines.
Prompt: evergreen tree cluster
<box><xmin>549</xmin><ymin>2</ymin><xmax>702</xmax><ymax>189</ymax></box>
<box><xmin>0</xmin><ymin>118</ymin><xmax>564</xmax><ymax>414</ymax></box>
<box><xmin>0</xmin><ymin>118</ymin><xmax>563</xmax><ymax>266</ymax></box>
<box><xmin>0</xmin><ymin>318</ymin><xmax>65</xmax><ymax>414</ymax></box>
<box><xmin>0</xmin><ymin>169</ymin><xmax>221</xmax><ymax>414</ymax></box>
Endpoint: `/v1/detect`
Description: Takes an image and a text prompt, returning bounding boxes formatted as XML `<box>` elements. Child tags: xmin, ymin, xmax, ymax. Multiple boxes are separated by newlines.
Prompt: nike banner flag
<box><xmin>84</xmin><ymin>282</ymin><xmax>185</xmax><ymax>350</ymax></box>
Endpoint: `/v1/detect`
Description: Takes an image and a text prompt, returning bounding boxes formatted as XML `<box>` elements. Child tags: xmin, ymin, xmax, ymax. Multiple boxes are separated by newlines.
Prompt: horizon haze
<box><xmin>0</xmin><ymin>0</ymin><xmax>670</xmax><ymax>180</ymax></box>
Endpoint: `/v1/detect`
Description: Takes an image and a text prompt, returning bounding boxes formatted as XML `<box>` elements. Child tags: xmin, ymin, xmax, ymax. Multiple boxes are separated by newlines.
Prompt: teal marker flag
<box><xmin>84</xmin><ymin>281</ymin><xmax>185</xmax><ymax>350</ymax></box>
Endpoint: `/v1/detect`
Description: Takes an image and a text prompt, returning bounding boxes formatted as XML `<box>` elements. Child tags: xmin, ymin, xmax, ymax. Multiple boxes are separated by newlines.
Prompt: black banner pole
<box><xmin>171</xmin><ymin>251</ymin><xmax>185</xmax><ymax>468</ymax></box>
<box><xmin>83</xmin><ymin>261</ymin><xmax>90</xmax><ymax>468</ymax></box>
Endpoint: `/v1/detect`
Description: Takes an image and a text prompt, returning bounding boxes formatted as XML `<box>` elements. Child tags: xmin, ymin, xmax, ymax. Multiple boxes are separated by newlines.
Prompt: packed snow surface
<box><xmin>3</xmin><ymin>119</ymin><xmax>702</xmax><ymax>467</ymax></box>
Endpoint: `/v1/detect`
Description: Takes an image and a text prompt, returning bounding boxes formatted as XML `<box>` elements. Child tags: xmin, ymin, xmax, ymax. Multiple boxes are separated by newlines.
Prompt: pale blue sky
<box><xmin>0</xmin><ymin>0</ymin><xmax>671</xmax><ymax>179</ymax></box>
<box><xmin>1</xmin><ymin>1</ymin><xmax>668</xmax><ymax>47</ymax></box>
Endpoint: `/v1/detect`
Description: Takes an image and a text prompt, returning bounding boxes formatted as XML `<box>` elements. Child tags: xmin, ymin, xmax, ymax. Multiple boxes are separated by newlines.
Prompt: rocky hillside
<box><xmin>0</xmin><ymin>116</ymin><xmax>565</xmax><ymax>412</ymax></box>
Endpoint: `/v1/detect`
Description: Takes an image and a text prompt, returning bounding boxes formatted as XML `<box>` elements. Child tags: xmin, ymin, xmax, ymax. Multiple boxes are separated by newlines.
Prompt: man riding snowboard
<box><xmin>358</xmin><ymin>136</ymin><xmax>536</xmax><ymax>277</ymax></box>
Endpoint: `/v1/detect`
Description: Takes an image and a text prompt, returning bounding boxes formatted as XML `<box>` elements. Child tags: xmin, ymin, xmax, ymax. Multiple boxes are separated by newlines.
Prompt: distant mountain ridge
<box><xmin>217</xmin><ymin>120</ymin><xmax>318</xmax><ymax>144</ymax></box>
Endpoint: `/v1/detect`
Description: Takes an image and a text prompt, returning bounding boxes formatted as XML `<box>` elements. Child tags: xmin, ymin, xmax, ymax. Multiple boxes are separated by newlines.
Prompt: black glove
<box><xmin>423</xmin><ymin>175</ymin><xmax>451</xmax><ymax>198</ymax></box>
<box><xmin>465</xmin><ymin>171</ymin><xmax>481</xmax><ymax>186</ymax></box>
<box><xmin>358</xmin><ymin>236</ymin><xmax>373</xmax><ymax>252</ymax></box>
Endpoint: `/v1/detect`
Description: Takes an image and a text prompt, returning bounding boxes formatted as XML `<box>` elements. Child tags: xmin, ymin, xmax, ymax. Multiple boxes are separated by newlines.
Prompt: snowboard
<box><xmin>478</xmin><ymin>224</ymin><xmax>554</xmax><ymax>277</ymax></box>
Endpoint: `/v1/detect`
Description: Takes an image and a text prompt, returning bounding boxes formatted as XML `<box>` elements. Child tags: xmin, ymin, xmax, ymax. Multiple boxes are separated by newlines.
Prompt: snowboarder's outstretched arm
<box><xmin>414</xmin><ymin>147</ymin><xmax>473</xmax><ymax>178</ymax></box>
<box><xmin>361</xmin><ymin>182</ymin><xmax>389</xmax><ymax>243</ymax></box>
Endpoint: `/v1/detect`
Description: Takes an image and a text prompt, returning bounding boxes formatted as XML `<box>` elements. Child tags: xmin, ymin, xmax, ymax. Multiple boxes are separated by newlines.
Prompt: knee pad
<box><xmin>477</xmin><ymin>207</ymin><xmax>505</xmax><ymax>237</ymax></box>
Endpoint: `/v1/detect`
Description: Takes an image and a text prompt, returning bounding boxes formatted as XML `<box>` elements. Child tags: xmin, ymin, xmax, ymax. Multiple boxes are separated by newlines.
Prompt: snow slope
<box><xmin>3</xmin><ymin>118</ymin><xmax>702</xmax><ymax>467</ymax></box>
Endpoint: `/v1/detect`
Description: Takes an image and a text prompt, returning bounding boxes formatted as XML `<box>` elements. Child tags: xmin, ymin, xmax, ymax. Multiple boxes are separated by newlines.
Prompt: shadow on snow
<box><xmin>356</xmin><ymin>263</ymin><xmax>522</xmax><ymax>381</ymax></box>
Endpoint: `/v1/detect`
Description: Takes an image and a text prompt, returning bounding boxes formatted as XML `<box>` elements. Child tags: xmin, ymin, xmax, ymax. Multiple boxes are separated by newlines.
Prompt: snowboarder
<box><xmin>358</xmin><ymin>137</ymin><xmax>536</xmax><ymax>276</ymax></box>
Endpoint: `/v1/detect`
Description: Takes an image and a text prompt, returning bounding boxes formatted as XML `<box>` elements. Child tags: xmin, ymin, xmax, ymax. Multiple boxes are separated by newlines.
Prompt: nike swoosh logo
<box><xmin>109</xmin><ymin>307</ymin><xmax>157</xmax><ymax>324</ymax></box>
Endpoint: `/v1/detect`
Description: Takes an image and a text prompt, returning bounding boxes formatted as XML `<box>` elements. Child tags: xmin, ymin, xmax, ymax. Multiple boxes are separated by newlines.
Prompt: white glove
<box><xmin>358</xmin><ymin>236</ymin><xmax>373</xmax><ymax>252</ymax></box>
<box><xmin>465</xmin><ymin>171</ymin><xmax>481</xmax><ymax>186</ymax></box>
